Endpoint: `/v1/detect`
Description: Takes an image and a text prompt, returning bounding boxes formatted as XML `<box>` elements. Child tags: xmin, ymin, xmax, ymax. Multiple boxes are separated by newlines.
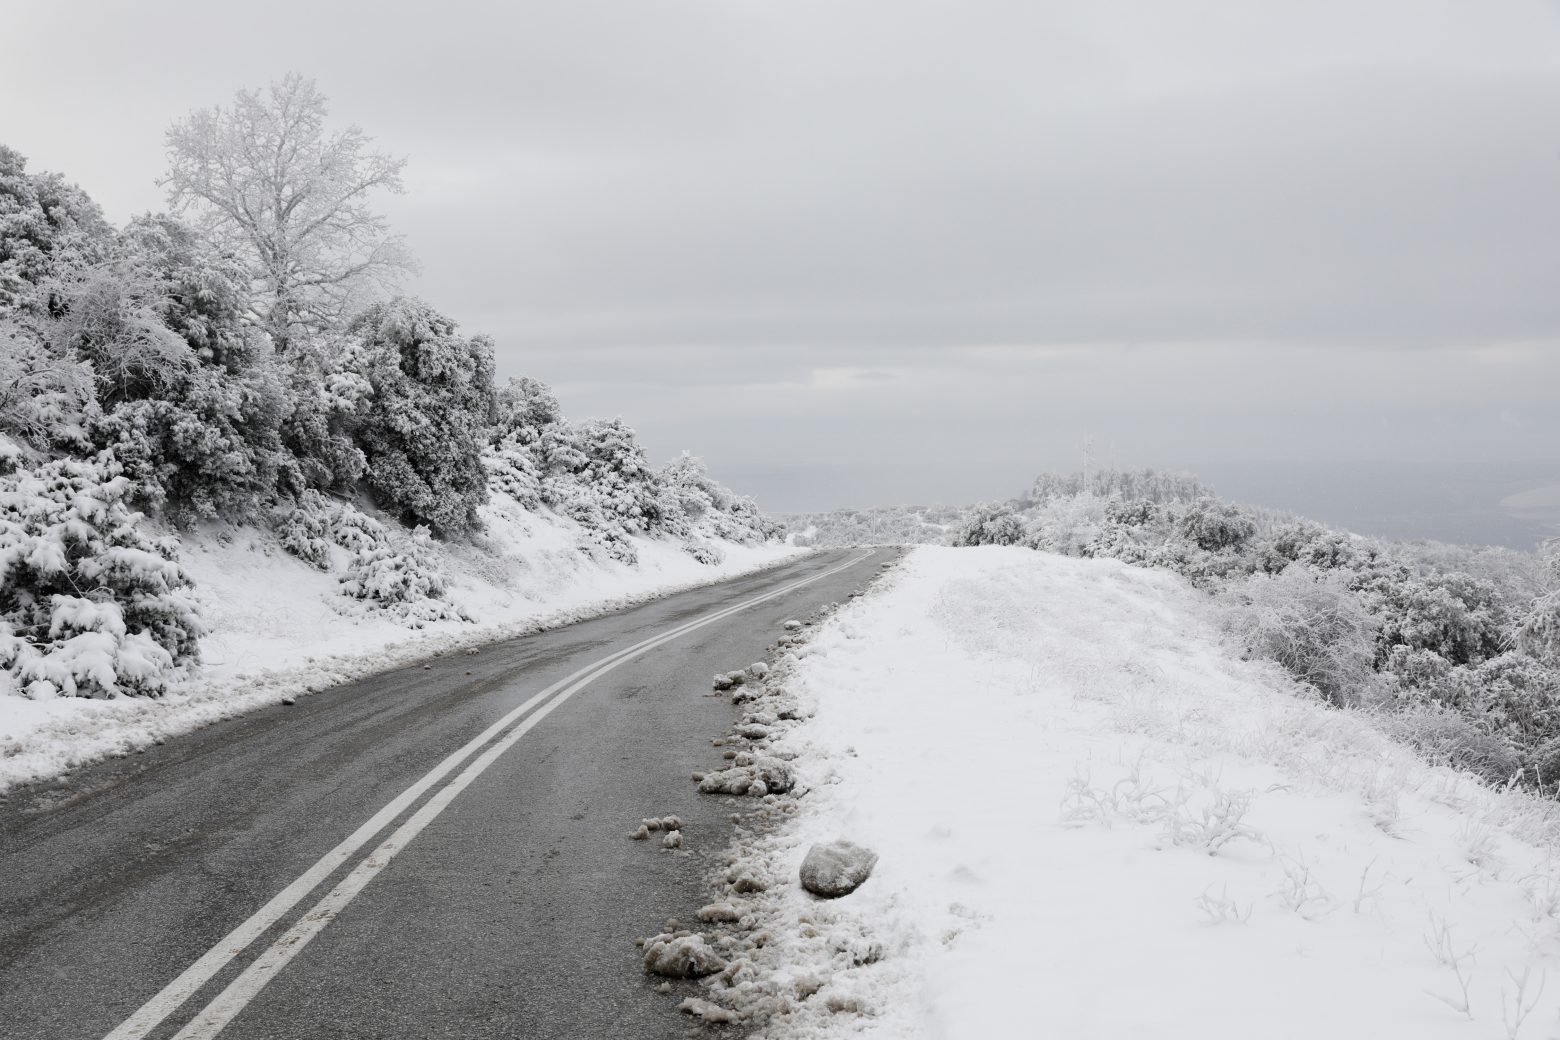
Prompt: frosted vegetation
<box><xmin>0</xmin><ymin>76</ymin><xmax>778</xmax><ymax>702</ymax></box>
<box><xmin>789</xmin><ymin>469</ymin><xmax>1560</xmax><ymax>798</ymax></box>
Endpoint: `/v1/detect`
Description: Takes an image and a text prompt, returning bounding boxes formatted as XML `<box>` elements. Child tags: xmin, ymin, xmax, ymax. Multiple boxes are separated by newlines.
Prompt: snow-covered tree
<box><xmin>163</xmin><ymin>74</ymin><xmax>415</xmax><ymax>350</ymax></box>
<box><xmin>0</xmin><ymin>146</ymin><xmax>113</xmax><ymax>319</ymax></box>
<box><xmin>344</xmin><ymin>298</ymin><xmax>496</xmax><ymax>536</ymax></box>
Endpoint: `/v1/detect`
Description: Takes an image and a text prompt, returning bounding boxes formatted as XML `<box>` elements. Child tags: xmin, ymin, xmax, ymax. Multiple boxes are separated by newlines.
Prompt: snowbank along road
<box><xmin>0</xmin><ymin>547</ymin><xmax>879</xmax><ymax>1040</ymax></box>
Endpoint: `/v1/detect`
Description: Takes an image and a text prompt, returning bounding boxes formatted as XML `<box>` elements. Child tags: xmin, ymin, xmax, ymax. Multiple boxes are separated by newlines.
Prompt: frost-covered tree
<box><xmin>0</xmin><ymin>146</ymin><xmax>113</xmax><ymax>319</ymax></box>
<box><xmin>163</xmin><ymin>74</ymin><xmax>415</xmax><ymax>350</ymax></box>
<box><xmin>344</xmin><ymin>298</ymin><xmax>496</xmax><ymax>536</ymax></box>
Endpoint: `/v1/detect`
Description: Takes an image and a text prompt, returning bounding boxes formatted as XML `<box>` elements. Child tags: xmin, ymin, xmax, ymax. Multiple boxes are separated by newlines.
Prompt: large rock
<box><xmin>799</xmin><ymin>840</ymin><xmax>878</xmax><ymax>898</ymax></box>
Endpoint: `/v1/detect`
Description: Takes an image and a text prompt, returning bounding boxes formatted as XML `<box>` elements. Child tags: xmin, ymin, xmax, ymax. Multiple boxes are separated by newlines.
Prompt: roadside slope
<box><xmin>0</xmin><ymin>515</ymin><xmax>801</xmax><ymax>793</ymax></box>
<box><xmin>697</xmin><ymin>546</ymin><xmax>1560</xmax><ymax>1038</ymax></box>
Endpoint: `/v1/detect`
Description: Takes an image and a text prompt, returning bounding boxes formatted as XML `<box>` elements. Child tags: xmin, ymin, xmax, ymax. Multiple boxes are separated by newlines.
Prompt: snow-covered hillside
<box><xmin>688</xmin><ymin>547</ymin><xmax>1560</xmax><ymax>1038</ymax></box>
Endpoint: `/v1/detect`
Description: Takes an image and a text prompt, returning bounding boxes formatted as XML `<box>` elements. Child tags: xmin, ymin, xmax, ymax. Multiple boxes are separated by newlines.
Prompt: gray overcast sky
<box><xmin>5</xmin><ymin>1</ymin><xmax>1560</xmax><ymax>541</ymax></box>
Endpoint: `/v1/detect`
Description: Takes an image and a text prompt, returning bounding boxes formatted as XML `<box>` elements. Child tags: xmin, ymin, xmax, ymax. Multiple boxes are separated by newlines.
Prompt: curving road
<box><xmin>0</xmin><ymin>548</ymin><xmax>880</xmax><ymax>1040</ymax></box>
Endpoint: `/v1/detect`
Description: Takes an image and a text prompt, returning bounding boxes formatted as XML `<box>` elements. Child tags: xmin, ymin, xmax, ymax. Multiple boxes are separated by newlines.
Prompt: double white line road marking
<box><xmin>104</xmin><ymin>549</ymin><xmax>873</xmax><ymax>1040</ymax></box>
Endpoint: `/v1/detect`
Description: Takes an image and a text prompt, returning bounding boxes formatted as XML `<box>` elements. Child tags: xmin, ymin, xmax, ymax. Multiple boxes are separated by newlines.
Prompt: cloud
<box><xmin>4</xmin><ymin>0</ymin><xmax>1558</xmax><ymax>528</ymax></box>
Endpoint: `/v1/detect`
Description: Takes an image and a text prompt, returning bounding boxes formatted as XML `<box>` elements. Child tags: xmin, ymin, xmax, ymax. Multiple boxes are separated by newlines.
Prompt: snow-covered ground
<box><xmin>705</xmin><ymin>547</ymin><xmax>1560</xmax><ymax>1038</ymax></box>
<box><xmin>0</xmin><ymin>504</ymin><xmax>802</xmax><ymax>793</ymax></box>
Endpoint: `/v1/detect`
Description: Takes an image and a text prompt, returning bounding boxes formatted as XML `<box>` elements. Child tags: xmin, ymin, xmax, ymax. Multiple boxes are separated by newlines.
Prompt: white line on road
<box><xmin>103</xmin><ymin>549</ymin><xmax>873</xmax><ymax>1040</ymax></box>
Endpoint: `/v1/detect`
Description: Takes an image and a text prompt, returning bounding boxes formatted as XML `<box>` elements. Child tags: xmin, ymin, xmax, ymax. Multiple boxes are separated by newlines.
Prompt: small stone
<box><xmin>799</xmin><ymin>840</ymin><xmax>878</xmax><ymax>898</ymax></box>
<box><xmin>280</xmin><ymin>695</ymin><xmax>297</xmax><ymax>706</ymax></box>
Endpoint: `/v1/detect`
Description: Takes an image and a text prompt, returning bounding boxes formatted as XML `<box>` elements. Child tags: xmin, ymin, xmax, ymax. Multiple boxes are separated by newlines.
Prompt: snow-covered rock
<box><xmin>798</xmin><ymin>840</ymin><xmax>878</xmax><ymax>898</ymax></box>
<box><xmin>642</xmin><ymin>933</ymin><xmax>726</xmax><ymax>978</ymax></box>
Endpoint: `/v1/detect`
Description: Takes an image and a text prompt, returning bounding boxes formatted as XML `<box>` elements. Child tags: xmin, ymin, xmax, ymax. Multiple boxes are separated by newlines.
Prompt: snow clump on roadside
<box><xmin>638</xmin><ymin>553</ymin><xmax>908</xmax><ymax>1034</ymax></box>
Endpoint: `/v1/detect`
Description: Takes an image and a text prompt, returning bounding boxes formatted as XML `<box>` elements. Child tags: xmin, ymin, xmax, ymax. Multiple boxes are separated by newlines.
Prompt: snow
<box><xmin>705</xmin><ymin>546</ymin><xmax>1560</xmax><ymax>1038</ymax></box>
<box><xmin>0</xmin><ymin>501</ymin><xmax>802</xmax><ymax>793</ymax></box>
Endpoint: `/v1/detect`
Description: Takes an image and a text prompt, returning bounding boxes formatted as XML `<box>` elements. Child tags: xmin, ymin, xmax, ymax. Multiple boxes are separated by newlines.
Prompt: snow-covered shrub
<box><xmin>1423</xmin><ymin>653</ymin><xmax>1560</xmax><ymax>743</ymax></box>
<box><xmin>90</xmin><ymin>360</ymin><xmax>292</xmax><ymax>525</ymax></box>
<box><xmin>1376</xmin><ymin>704</ymin><xmax>1522</xmax><ymax>785</ymax></box>
<box><xmin>0</xmin><ymin>434</ymin><xmax>21</xmax><ymax>476</ymax></box>
<box><xmin>1259</xmin><ymin>521</ymin><xmax>1364</xmax><ymax>575</ymax></box>
<box><xmin>484</xmin><ymin>377</ymin><xmax>600</xmax><ymax>513</ymax></box>
<box><xmin>1025</xmin><ymin>492</ymin><xmax>1109</xmax><ymax>556</ymax></box>
<box><xmin>278</xmin><ymin>333</ymin><xmax>370</xmax><ymax>495</ymax></box>
<box><xmin>274</xmin><ymin>489</ymin><xmax>340</xmax><ymax>569</ymax></box>
<box><xmin>483</xmin><ymin>433</ymin><xmax>545</xmax><ymax>510</ymax></box>
<box><xmin>0</xmin><ymin>321</ymin><xmax>95</xmax><ymax>450</ymax></box>
<box><xmin>684</xmin><ymin>541</ymin><xmax>724</xmax><ymax>566</ymax></box>
<box><xmin>1177</xmin><ymin>497</ymin><xmax>1257</xmax><ymax>553</ymax></box>
<box><xmin>952</xmin><ymin>502</ymin><xmax>1027</xmax><ymax>547</ymax></box>
<box><xmin>575</xmin><ymin>417</ymin><xmax>665</xmax><ymax>534</ymax></box>
<box><xmin>338</xmin><ymin>522</ymin><xmax>468</xmax><ymax>626</ymax></box>
<box><xmin>1221</xmin><ymin>566</ymin><xmax>1381</xmax><ymax>707</ymax></box>
<box><xmin>344</xmin><ymin>298</ymin><xmax>496</xmax><ymax>536</ymax></box>
<box><xmin>1515</xmin><ymin>546</ymin><xmax>1560</xmax><ymax>667</ymax></box>
<box><xmin>0</xmin><ymin>452</ymin><xmax>202</xmax><ymax>697</ymax></box>
<box><xmin>657</xmin><ymin>451</ymin><xmax>779</xmax><ymax>545</ymax></box>
<box><xmin>560</xmin><ymin>493</ymin><xmax>640</xmax><ymax>565</ymax></box>
<box><xmin>1361</xmin><ymin>569</ymin><xmax>1507</xmax><ymax>668</ymax></box>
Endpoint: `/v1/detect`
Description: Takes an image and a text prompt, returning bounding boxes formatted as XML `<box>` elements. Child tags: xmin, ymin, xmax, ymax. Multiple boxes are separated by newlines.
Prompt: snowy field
<box><xmin>0</xmin><ymin>504</ymin><xmax>801</xmax><ymax>793</ymax></box>
<box><xmin>711</xmin><ymin>547</ymin><xmax>1560</xmax><ymax>1039</ymax></box>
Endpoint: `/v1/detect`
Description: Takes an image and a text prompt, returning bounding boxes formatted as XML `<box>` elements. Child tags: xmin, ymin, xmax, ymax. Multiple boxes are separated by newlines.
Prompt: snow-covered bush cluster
<box><xmin>0</xmin><ymin>87</ymin><xmax>783</xmax><ymax>700</ymax></box>
<box><xmin>927</xmin><ymin>469</ymin><xmax>1560</xmax><ymax>793</ymax></box>
<box><xmin>483</xmin><ymin>378</ymin><xmax>779</xmax><ymax>564</ymax></box>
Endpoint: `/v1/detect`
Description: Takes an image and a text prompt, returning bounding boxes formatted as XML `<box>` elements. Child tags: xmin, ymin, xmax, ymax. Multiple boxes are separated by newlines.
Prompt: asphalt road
<box><xmin>0</xmin><ymin>547</ymin><xmax>881</xmax><ymax>1040</ymax></box>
